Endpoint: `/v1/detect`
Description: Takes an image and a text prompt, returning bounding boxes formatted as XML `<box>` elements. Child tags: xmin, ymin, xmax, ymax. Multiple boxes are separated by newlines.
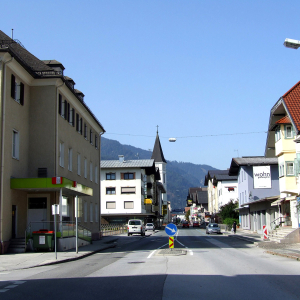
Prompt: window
<box><xmin>244</xmin><ymin>170</ymin><xmax>246</xmax><ymax>180</ymax></box>
<box><xmin>84</xmin><ymin>201</ymin><xmax>87</xmax><ymax>222</ymax></box>
<box><xmin>84</xmin><ymin>123</ymin><xmax>88</xmax><ymax>139</ymax></box>
<box><xmin>64</xmin><ymin>100</ymin><xmax>70</xmax><ymax>120</ymax></box>
<box><xmin>59</xmin><ymin>142</ymin><xmax>64</xmax><ymax>167</ymax></box>
<box><xmin>285</xmin><ymin>125</ymin><xmax>294</xmax><ymax>139</ymax></box>
<box><xmin>95</xmin><ymin>165</ymin><xmax>98</xmax><ymax>183</ymax></box>
<box><xmin>11</xmin><ymin>74</ymin><xmax>24</xmax><ymax>105</ymax></box>
<box><xmin>95</xmin><ymin>203</ymin><xmax>98</xmax><ymax>222</ymax></box>
<box><xmin>84</xmin><ymin>158</ymin><xmax>87</xmax><ymax>178</ymax></box>
<box><xmin>95</xmin><ymin>135</ymin><xmax>98</xmax><ymax>149</ymax></box>
<box><xmin>69</xmin><ymin>107</ymin><xmax>74</xmax><ymax>126</ymax></box>
<box><xmin>90</xmin><ymin>129</ymin><xmax>93</xmax><ymax>145</ymax></box>
<box><xmin>124</xmin><ymin>201</ymin><xmax>134</xmax><ymax>209</ymax></box>
<box><xmin>286</xmin><ymin>162</ymin><xmax>294</xmax><ymax>176</ymax></box>
<box><xmin>122</xmin><ymin>173</ymin><xmax>135</xmax><ymax>180</ymax></box>
<box><xmin>62</xmin><ymin>197</ymin><xmax>69</xmax><ymax>216</ymax></box>
<box><xmin>90</xmin><ymin>203</ymin><xmax>93</xmax><ymax>222</ymax></box>
<box><xmin>275</xmin><ymin>126</ymin><xmax>281</xmax><ymax>142</ymax></box>
<box><xmin>106</xmin><ymin>187</ymin><xmax>116</xmax><ymax>194</ymax></box>
<box><xmin>121</xmin><ymin>187</ymin><xmax>136</xmax><ymax>194</ymax></box>
<box><xmin>68</xmin><ymin>148</ymin><xmax>73</xmax><ymax>171</ymax></box>
<box><xmin>106</xmin><ymin>173</ymin><xmax>116</xmax><ymax>180</ymax></box>
<box><xmin>77</xmin><ymin>153</ymin><xmax>81</xmax><ymax>175</ymax></box>
<box><xmin>12</xmin><ymin>130</ymin><xmax>19</xmax><ymax>159</ymax></box>
<box><xmin>279</xmin><ymin>163</ymin><xmax>285</xmax><ymax>177</ymax></box>
<box><xmin>245</xmin><ymin>190</ymin><xmax>247</xmax><ymax>202</ymax></box>
<box><xmin>90</xmin><ymin>162</ymin><xmax>93</xmax><ymax>181</ymax></box>
<box><xmin>106</xmin><ymin>202</ymin><xmax>116</xmax><ymax>209</ymax></box>
<box><xmin>76</xmin><ymin>114</ymin><xmax>83</xmax><ymax>134</ymax></box>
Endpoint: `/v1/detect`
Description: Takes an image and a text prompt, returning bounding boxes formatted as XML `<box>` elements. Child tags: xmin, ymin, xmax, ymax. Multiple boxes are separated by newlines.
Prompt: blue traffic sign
<box><xmin>165</xmin><ymin>223</ymin><xmax>178</xmax><ymax>236</ymax></box>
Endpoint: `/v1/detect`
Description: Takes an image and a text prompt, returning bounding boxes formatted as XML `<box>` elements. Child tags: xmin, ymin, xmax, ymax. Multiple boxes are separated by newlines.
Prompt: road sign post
<box><xmin>165</xmin><ymin>223</ymin><xmax>177</xmax><ymax>249</ymax></box>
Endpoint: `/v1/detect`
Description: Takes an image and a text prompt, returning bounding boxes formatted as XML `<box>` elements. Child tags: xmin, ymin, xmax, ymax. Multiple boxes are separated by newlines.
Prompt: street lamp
<box><xmin>283</xmin><ymin>38</ymin><xmax>300</xmax><ymax>49</ymax></box>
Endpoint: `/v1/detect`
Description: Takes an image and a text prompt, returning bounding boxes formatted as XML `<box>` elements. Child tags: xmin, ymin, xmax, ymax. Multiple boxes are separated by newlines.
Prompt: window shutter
<box><xmin>20</xmin><ymin>82</ymin><xmax>24</xmax><ymax>105</ymax></box>
<box><xmin>11</xmin><ymin>74</ymin><xmax>15</xmax><ymax>99</ymax></box>
<box><xmin>72</xmin><ymin>109</ymin><xmax>75</xmax><ymax>127</ymax></box>
<box><xmin>133</xmin><ymin>172</ymin><xmax>136</xmax><ymax>179</ymax></box>
<box><xmin>76</xmin><ymin>113</ymin><xmax>79</xmax><ymax>131</ymax></box>
<box><xmin>80</xmin><ymin>118</ymin><xmax>83</xmax><ymax>134</ymax></box>
<box><xmin>66</xmin><ymin>102</ymin><xmax>70</xmax><ymax>122</ymax></box>
<box><xmin>121</xmin><ymin>173</ymin><xmax>124</xmax><ymax>179</ymax></box>
<box><xmin>58</xmin><ymin>94</ymin><xmax>62</xmax><ymax>115</ymax></box>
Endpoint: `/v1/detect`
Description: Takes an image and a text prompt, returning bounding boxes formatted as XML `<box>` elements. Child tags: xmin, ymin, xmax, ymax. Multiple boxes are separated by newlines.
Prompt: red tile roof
<box><xmin>282</xmin><ymin>81</ymin><xmax>300</xmax><ymax>132</ymax></box>
<box><xmin>276</xmin><ymin>115</ymin><xmax>291</xmax><ymax>124</ymax></box>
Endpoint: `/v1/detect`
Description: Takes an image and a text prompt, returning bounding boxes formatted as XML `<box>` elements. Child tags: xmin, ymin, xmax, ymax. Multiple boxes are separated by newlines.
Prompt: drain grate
<box><xmin>156</xmin><ymin>249</ymin><xmax>187</xmax><ymax>256</ymax></box>
<box><xmin>128</xmin><ymin>261</ymin><xmax>145</xmax><ymax>264</ymax></box>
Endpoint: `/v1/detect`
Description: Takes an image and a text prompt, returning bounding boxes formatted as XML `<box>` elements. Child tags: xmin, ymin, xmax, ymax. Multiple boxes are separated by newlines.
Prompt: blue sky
<box><xmin>3</xmin><ymin>1</ymin><xmax>300</xmax><ymax>169</ymax></box>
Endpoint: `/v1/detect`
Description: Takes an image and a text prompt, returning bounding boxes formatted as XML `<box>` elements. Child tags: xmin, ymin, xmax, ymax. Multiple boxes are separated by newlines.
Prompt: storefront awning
<box><xmin>11</xmin><ymin>177</ymin><xmax>93</xmax><ymax>197</ymax></box>
<box><xmin>271</xmin><ymin>198</ymin><xmax>285</xmax><ymax>206</ymax></box>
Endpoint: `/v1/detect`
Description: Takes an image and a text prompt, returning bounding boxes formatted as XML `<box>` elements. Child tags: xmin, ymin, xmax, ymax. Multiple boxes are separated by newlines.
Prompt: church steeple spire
<box><xmin>151</xmin><ymin>128</ymin><xmax>167</xmax><ymax>163</ymax></box>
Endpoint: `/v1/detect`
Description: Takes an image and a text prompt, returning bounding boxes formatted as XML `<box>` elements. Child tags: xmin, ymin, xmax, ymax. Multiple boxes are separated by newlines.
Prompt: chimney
<box><xmin>118</xmin><ymin>155</ymin><xmax>124</xmax><ymax>163</ymax></box>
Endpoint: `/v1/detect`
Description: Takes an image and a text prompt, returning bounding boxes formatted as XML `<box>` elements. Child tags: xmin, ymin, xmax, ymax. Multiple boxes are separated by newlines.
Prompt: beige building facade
<box><xmin>0</xmin><ymin>31</ymin><xmax>104</xmax><ymax>253</ymax></box>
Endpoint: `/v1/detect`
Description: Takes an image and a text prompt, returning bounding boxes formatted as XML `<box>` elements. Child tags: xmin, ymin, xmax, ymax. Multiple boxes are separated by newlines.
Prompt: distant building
<box><xmin>229</xmin><ymin>156</ymin><xmax>279</xmax><ymax>233</ymax></box>
<box><xmin>100</xmin><ymin>156</ymin><xmax>165</xmax><ymax>225</ymax></box>
<box><xmin>204</xmin><ymin>170</ymin><xmax>237</xmax><ymax>222</ymax></box>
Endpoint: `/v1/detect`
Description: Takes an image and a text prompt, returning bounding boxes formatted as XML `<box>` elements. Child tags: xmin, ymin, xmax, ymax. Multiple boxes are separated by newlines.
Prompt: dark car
<box><xmin>182</xmin><ymin>221</ymin><xmax>189</xmax><ymax>228</ymax></box>
<box><xmin>206</xmin><ymin>223</ymin><xmax>221</xmax><ymax>234</ymax></box>
<box><xmin>193</xmin><ymin>221</ymin><xmax>200</xmax><ymax>227</ymax></box>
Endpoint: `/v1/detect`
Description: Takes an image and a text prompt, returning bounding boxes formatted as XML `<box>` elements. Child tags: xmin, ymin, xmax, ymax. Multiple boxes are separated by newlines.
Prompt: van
<box><xmin>127</xmin><ymin>219</ymin><xmax>145</xmax><ymax>236</ymax></box>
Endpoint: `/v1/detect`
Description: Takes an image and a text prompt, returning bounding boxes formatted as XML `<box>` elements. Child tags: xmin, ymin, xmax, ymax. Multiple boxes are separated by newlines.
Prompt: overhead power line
<box><xmin>105</xmin><ymin>131</ymin><xmax>267</xmax><ymax>139</ymax></box>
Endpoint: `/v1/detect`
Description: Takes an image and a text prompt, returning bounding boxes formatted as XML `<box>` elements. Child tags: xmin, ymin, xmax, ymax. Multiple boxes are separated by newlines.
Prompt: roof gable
<box><xmin>282</xmin><ymin>81</ymin><xmax>300</xmax><ymax>132</ymax></box>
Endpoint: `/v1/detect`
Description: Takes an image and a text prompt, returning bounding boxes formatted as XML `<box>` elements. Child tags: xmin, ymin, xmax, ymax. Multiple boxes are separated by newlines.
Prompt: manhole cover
<box><xmin>156</xmin><ymin>249</ymin><xmax>187</xmax><ymax>256</ymax></box>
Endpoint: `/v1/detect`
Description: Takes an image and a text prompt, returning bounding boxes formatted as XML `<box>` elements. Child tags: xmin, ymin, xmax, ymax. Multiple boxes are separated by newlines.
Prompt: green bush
<box><xmin>223</xmin><ymin>218</ymin><xmax>239</xmax><ymax>229</ymax></box>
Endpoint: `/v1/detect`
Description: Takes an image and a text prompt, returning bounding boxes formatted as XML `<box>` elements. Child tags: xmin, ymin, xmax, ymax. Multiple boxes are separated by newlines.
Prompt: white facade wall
<box><xmin>101</xmin><ymin>168</ymin><xmax>145</xmax><ymax>215</ymax></box>
<box><xmin>217</xmin><ymin>180</ymin><xmax>238</xmax><ymax>208</ymax></box>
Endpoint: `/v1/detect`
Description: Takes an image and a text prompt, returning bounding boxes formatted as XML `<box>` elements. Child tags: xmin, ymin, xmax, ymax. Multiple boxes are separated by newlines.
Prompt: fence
<box><xmin>101</xmin><ymin>224</ymin><xmax>127</xmax><ymax>236</ymax></box>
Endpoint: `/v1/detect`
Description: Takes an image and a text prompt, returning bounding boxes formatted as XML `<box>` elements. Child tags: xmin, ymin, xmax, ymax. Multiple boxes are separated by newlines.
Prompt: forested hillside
<box><xmin>101</xmin><ymin>137</ymin><xmax>216</xmax><ymax>209</ymax></box>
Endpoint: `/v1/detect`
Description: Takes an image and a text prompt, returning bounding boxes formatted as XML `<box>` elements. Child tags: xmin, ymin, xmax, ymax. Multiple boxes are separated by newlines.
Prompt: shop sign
<box><xmin>253</xmin><ymin>166</ymin><xmax>271</xmax><ymax>189</ymax></box>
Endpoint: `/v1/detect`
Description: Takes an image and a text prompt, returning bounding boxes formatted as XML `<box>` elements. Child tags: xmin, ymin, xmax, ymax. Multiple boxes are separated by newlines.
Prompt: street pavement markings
<box><xmin>0</xmin><ymin>281</ymin><xmax>26</xmax><ymax>293</ymax></box>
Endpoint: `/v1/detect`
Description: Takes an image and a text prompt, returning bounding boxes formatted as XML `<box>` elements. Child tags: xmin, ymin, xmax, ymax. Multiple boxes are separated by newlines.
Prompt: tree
<box><xmin>185</xmin><ymin>209</ymin><xmax>190</xmax><ymax>221</ymax></box>
<box><xmin>218</xmin><ymin>200</ymin><xmax>239</xmax><ymax>222</ymax></box>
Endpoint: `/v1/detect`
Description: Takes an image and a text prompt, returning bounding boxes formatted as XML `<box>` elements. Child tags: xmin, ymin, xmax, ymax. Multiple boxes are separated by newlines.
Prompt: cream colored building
<box><xmin>265</xmin><ymin>81</ymin><xmax>300</xmax><ymax>229</ymax></box>
<box><xmin>0</xmin><ymin>30</ymin><xmax>104</xmax><ymax>253</ymax></box>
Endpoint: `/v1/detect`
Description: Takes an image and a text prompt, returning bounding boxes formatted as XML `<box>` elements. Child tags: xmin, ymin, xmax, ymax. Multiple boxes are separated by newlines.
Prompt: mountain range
<box><xmin>101</xmin><ymin>137</ymin><xmax>216</xmax><ymax>209</ymax></box>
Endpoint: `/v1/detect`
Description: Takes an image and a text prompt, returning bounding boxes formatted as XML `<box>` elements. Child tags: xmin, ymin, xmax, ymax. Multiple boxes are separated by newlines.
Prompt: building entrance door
<box><xmin>28</xmin><ymin>197</ymin><xmax>47</xmax><ymax>232</ymax></box>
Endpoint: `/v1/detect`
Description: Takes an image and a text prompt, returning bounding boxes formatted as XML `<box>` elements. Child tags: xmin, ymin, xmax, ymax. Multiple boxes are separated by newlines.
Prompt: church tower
<box><xmin>151</xmin><ymin>129</ymin><xmax>167</xmax><ymax>202</ymax></box>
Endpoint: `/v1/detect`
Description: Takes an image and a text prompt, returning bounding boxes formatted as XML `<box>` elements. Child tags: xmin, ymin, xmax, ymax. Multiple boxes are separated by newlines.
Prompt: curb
<box><xmin>229</xmin><ymin>234</ymin><xmax>262</xmax><ymax>244</ymax></box>
<box><xmin>264</xmin><ymin>250</ymin><xmax>300</xmax><ymax>261</ymax></box>
<box><xmin>3</xmin><ymin>244</ymin><xmax>117</xmax><ymax>272</ymax></box>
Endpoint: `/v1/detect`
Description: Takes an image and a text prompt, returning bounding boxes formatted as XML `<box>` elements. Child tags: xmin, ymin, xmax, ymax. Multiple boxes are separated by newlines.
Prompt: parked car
<box><xmin>206</xmin><ymin>223</ymin><xmax>221</xmax><ymax>234</ymax></box>
<box><xmin>182</xmin><ymin>221</ymin><xmax>189</xmax><ymax>228</ymax></box>
<box><xmin>193</xmin><ymin>221</ymin><xmax>200</xmax><ymax>227</ymax></box>
<box><xmin>127</xmin><ymin>219</ymin><xmax>145</xmax><ymax>236</ymax></box>
<box><xmin>145</xmin><ymin>223</ymin><xmax>155</xmax><ymax>231</ymax></box>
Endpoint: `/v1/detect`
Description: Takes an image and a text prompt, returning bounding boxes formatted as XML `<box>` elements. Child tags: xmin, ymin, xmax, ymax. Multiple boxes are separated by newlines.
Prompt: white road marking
<box><xmin>6</xmin><ymin>285</ymin><xmax>18</xmax><ymax>288</ymax></box>
<box><xmin>189</xmin><ymin>250</ymin><xmax>193</xmax><ymax>256</ymax></box>
<box><xmin>147</xmin><ymin>250</ymin><xmax>156</xmax><ymax>259</ymax></box>
<box><xmin>147</xmin><ymin>243</ymin><xmax>169</xmax><ymax>259</ymax></box>
<box><xmin>0</xmin><ymin>289</ymin><xmax>9</xmax><ymax>293</ymax></box>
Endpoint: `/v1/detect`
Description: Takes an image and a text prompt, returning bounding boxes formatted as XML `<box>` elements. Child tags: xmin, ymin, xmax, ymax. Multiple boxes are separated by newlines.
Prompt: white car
<box><xmin>127</xmin><ymin>219</ymin><xmax>145</xmax><ymax>236</ymax></box>
<box><xmin>145</xmin><ymin>223</ymin><xmax>155</xmax><ymax>231</ymax></box>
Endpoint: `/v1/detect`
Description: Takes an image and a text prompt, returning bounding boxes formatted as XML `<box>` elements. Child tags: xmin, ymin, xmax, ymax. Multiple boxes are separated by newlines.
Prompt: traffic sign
<box><xmin>169</xmin><ymin>236</ymin><xmax>174</xmax><ymax>248</ymax></box>
<box><xmin>165</xmin><ymin>223</ymin><xmax>177</xmax><ymax>236</ymax></box>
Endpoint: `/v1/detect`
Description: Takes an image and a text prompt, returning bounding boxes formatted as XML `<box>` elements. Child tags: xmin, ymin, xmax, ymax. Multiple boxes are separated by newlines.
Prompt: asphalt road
<box><xmin>1</xmin><ymin>228</ymin><xmax>300</xmax><ymax>300</ymax></box>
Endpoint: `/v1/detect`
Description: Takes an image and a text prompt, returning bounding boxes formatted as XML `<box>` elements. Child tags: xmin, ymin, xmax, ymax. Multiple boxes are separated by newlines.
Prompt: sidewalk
<box><xmin>229</xmin><ymin>228</ymin><xmax>300</xmax><ymax>261</ymax></box>
<box><xmin>0</xmin><ymin>233</ymin><xmax>130</xmax><ymax>272</ymax></box>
